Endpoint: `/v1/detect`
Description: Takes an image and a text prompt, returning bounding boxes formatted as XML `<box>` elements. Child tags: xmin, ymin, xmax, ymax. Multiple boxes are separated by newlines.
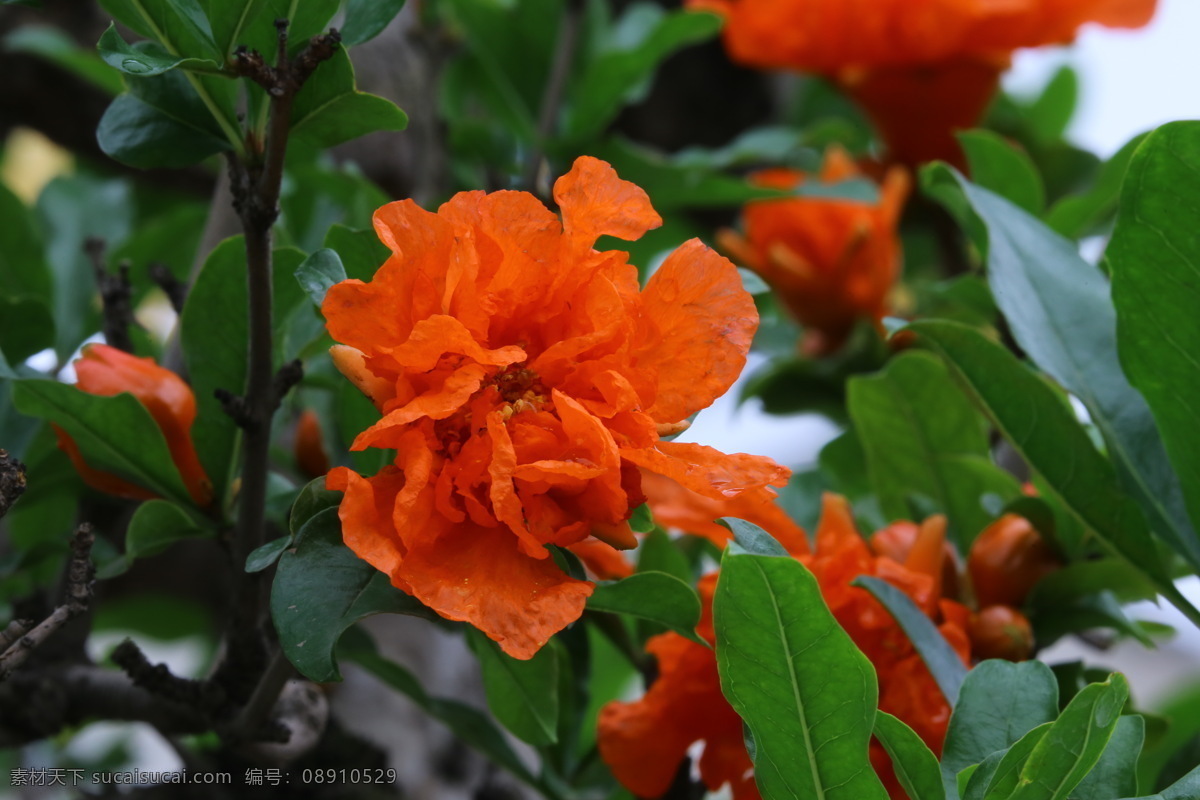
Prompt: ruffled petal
<box><xmin>396</xmin><ymin>520</ymin><xmax>594</xmax><ymax>659</ymax></box>
<box><xmin>553</xmin><ymin>156</ymin><xmax>662</xmax><ymax>248</ymax></box>
<box><xmin>637</xmin><ymin>239</ymin><xmax>758</xmax><ymax>422</ymax></box>
<box><xmin>569</xmin><ymin>539</ymin><xmax>634</xmax><ymax>580</ymax></box>
<box><xmin>384</xmin><ymin>314</ymin><xmax>525</xmax><ymax>372</ymax></box>
<box><xmin>351</xmin><ymin>364</ymin><xmax>490</xmax><ymax>451</ymax></box>
<box><xmin>622</xmin><ymin>440</ymin><xmax>790</xmax><ymax>500</ymax></box>
<box><xmin>328</xmin><ymin>465</ymin><xmax>408</xmax><ymax>579</ymax></box>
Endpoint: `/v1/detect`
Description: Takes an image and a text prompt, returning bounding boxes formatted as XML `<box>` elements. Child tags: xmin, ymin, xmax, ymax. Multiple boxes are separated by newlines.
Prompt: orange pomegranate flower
<box><xmin>322</xmin><ymin>156</ymin><xmax>789</xmax><ymax>659</ymax></box>
<box><xmin>56</xmin><ymin>344</ymin><xmax>212</xmax><ymax>507</ymax></box>
<box><xmin>598</xmin><ymin>493</ymin><xmax>972</xmax><ymax>800</ymax></box>
<box><xmin>694</xmin><ymin>0</ymin><xmax>1157</xmax><ymax>165</ymax></box>
<box><xmin>719</xmin><ymin>146</ymin><xmax>909</xmax><ymax>354</ymax></box>
<box><xmin>294</xmin><ymin>409</ymin><xmax>331</xmax><ymax>479</ymax></box>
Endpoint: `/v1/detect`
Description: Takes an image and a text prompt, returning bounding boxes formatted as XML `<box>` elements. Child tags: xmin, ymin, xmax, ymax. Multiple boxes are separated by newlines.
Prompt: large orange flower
<box><xmin>322</xmin><ymin>156</ymin><xmax>789</xmax><ymax>659</ymax></box>
<box><xmin>597</xmin><ymin>494</ymin><xmax>971</xmax><ymax>800</ymax></box>
<box><xmin>56</xmin><ymin>344</ymin><xmax>212</xmax><ymax>507</ymax></box>
<box><xmin>719</xmin><ymin>146</ymin><xmax>909</xmax><ymax>354</ymax></box>
<box><xmin>695</xmin><ymin>0</ymin><xmax>1157</xmax><ymax>165</ymax></box>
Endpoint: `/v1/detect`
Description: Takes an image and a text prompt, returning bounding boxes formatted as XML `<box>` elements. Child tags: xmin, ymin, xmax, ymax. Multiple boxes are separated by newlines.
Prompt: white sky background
<box><xmin>682</xmin><ymin>0</ymin><xmax>1200</xmax><ymax>471</ymax></box>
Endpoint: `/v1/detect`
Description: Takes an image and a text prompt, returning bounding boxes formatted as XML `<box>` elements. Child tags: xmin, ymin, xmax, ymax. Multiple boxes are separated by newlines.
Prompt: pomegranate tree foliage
<box><xmin>0</xmin><ymin>1</ymin><xmax>1199</xmax><ymax>798</ymax></box>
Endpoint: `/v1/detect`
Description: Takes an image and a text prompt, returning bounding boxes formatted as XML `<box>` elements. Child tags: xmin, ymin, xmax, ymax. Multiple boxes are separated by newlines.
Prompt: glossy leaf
<box><xmin>942</xmin><ymin>660</ymin><xmax>1060</xmax><ymax>799</ymax></box>
<box><xmin>271</xmin><ymin>507</ymin><xmax>435</xmax><ymax>682</ymax></box>
<box><xmin>245</xmin><ymin>535</ymin><xmax>290</xmax><ymax>573</ymax></box>
<box><xmin>290</xmin><ymin>48</ymin><xmax>408</xmax><ymax>148</ymax></box>
<box><xmin>923</xmin><ymin>165</ymin><xmax>1200</xmax><ymax>574</ymax></box>
<box><xmin>97</xmin><ymin>23</ymin><xmax>220</xmax><ymax>76</ymax></box>
<box><xmin>958</xmin><ymin>130</ymin><xmax>1045</xmax><ymax>214</ymax></box>
<box><xmin>586</xmin><ymin>571</ymin><xmax>703</xmax><ymax>644</ymax></box>
<box><xmin>467</xmin><ymin>629</ymin><xmax>560</xmax><ymax>746</ymax></box>
<box><xmin>714</xmin><ymin>550</ymin><xmax>889</xmax><ymax>800</ymax></box>
<box><xmin>847</xmin><ymin>350</ymin><xmax>1020</xmax><ymax>548</ymax></box>
<box><xmin>11</xmin><ymin>380</ymin><xmax>192</xmax><ymax>505</ymax></box>
<box><xmin>1070</xmin><ymin>715</ymin><xmax>1144</xmax><ymax>800</ymax></box>
<box><xmin>853</xmin><ymin>575</ymin><xmax>967</xmax><ymax>706</ymax></box>
<box><xmin>341</xmin><ymin>0</ymin><xmax>407</xmax><ymax>45</ymax></box>
<box><xmin>906</xmin><ymin>320</ymin><xmax>1175</xmax><ymax>591</ymax></box>
<box><xmin>180</xmin><ymin>238</ymin><xmax>306</xmax><ymax>506</ymax></box>
<box><xmin>1108</xmin><ymin>121</ymin><xmax>1200</xmax><ymax>550</ymax></box>
<box><xmin>295</xmin><ymin>248</ymin><xmax>346</xmax><ymax>307</ymax></box>
<box><xmin>874</xmin><ymin>711</ymin><xmax>944</xmax><ymax>800</ymax></box>
<box><xmin>98</xmin><ymin>0</ymin><xmax>219</xmax><ymax>59</ymax></box>
<box><xmin>289</xmin><ymin>477</ymin><xmax>341</xmax><ymax>536</ymax></box>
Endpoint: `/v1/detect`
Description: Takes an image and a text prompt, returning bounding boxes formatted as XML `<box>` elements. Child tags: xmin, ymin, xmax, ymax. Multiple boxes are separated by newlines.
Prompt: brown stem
<box><xmin>523</xmin><ymin>0</ymin><xmax>584</xmax><ymax>195</ymax></box>
<box><xmin>231</xmin><ymin>646</ymin><xmax>294</xmax><ymax>741</ymax></box>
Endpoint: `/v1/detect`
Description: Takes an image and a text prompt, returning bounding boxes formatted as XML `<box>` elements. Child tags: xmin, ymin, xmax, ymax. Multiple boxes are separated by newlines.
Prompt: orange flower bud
<box><xmin>969</xmin><ymin>605</ymin><xmax>1034</xmax><ymax>662</ymax></box>
<box><xmin>56</xmin><ymin>344</ymin><xmax>212</xmax><ymax>507</ymax></box>
<box><xmin>968</xmin><ymin>513</ymin><xmax>1061</xmax><ymax>608</ymax></box>
<box><xmin>294</xmin><ymin>409</ymin><xmax>331</xmax><ymax>479</ymax></box>
<box><xmin>720</xmin><ymin>147</ymin><xmax>909</xmax><ymax>354</ymax></box>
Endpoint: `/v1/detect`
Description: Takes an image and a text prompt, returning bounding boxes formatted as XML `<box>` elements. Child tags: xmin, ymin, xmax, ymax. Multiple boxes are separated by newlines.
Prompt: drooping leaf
<box><xmin>290</xmin><ymin>48</ymin><xmax>407</xmax><ymax>148</ymax></box>
<box><xmin>1108</xmin><ymin>121</ymin><xmax>1200</xmax><ymax>551</ymax></box>
<box><xmin>467</xmin><ymin>629</ymin><xmax>560</xmax><ymax>746</ymax></box>
<box><xmin>11</xmin><ymin>380</ymin><xmax>192</xmax><ymax>506</ymax></box>
<box><xmin>586</xmin><ymin>571</ymin><xmax>704</xmax><ymax>644</ymax></box>
<box><xmin>941</xmin><ymin>660</ymin><xmax>1060</xmax><ymax>800</ymax></box>
<box><xmin>922</xmin><ymin>165</ymin><xmax>1200</xmax><ymax>574</ymax></box>
<box><xmin>847</xmin><ymin>350</ymin><xmax>1020</xmax><ymax>548</ymax></box>
<box><xmin>853</xmin><ymin>575</ymin><xmax>967</xmax><ymax>706</ymax></box>
<box><xmin>271</xmin><ymin>507</ymin><xmax>435</xmax><ymax>682</ymax></box>
<box><xmin>714</xmin><ymin>551</ymin><xmax>889</xmax><ymax>799</ymax></box>
<box><xmin>873</xmin><ymin>711</ymin><xmax>944</xmax><ymax>800</ymax></box>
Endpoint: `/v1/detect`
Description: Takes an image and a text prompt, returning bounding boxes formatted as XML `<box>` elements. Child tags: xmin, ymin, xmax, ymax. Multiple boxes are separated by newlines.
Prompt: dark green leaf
<box><xmin>3</xmin><ymin>25</ymin><xmax>124</xmax><ymax>94</ymax></box>
<box><xmin>1108</xmin><ymin>121</ymin><xmax>1200</xmax><ymax>552</ymax></box>
<box><xmin>98</xmin><ymin>0</ymin><xmax>219</xmax><ymax>59</ymax></box>
<box><xmin>873</xmin><ymin>711</ymin><xmax>943</xmax><ymax>800</ymax></box>
<box><xmin>1126</xmin><ymin>763</ymin><xmax>1200</xmax><ymax>799</ymax></box>
<box><xmin>905</xmin><ymin>320</ymin><xmax>1178</xmax><ymax>599</ymax></box>
<box><xmin>323</xmin><ymin>224</ymin><xmax>387</xmax><ymax>282</ymax></box>
<box><xmin>295</xmin><ymin>248</ymin><xmax>346</xmax><ymax>306</ymax></box>
<box><xmin>636</xmin><ymin>530</ymin><xmax>690</xmax><ymax>582</ymax></box>
<box><xmin>97</xmin><ymin>23</ymin><xmax>221</xmax><ymax>76</ymax></box>
<box><xmin>290</xmin><ymin>48</ymin><xmax>407</xmax><ymax>148</ymax></box>
<box><xmin>245</xmin><ymin>535</ymin><xmax>290</xmax><ymax>573</ymax></box>
<box><xmin>587</xmin><ymin>571</ymin><xmax>703</xmax><ymax>644</ymax></box>
<box><xmin>181</xmin><ymin>238</ymin><xmax>306</xmax><ymax>507</ymax></box>
<box><xmin>97</xmin><ymin>90</ymin><xmax>230</xmax><ymax>168</ymax></box>
<box><xmin>922</xmin><ymin>165</ymin><xmax>1200</xmax><ymax>574</ymax></box>
<box><xmin>271</xmin><ymin>507</ymin><xmax>435</xmax><ymax>682</ymax></box>
<box><xmin>564</xmin><ymin>6</ymin><xmax>720</xmax><ymax>142</ymax></box>
<box><xmin>339</xmin><ymin>628</ymin><xmax>547</xmax><ymax>793</ymax></box>
<box><xmin>0</xmin><ymin>182</ymin><xmax>51</xmax><ymax>305</ymax></box>
<box><xmin>1046</xmin><ymin>133</ymin><xmax>1146</xmax><ymax>239</ymax></box>
<box><xmin>847</xmin><ymin>350</ymin><xmax>1020</xmax><ymax>548</ymax></box>
<box><xmin>0</xmin><ymin>296</ymin><xmax>53</xmax><ymax>363</ymax></box>
<box><xmin>289</xmin><ymin>476</ymin><xmax>341</xmax><ymax>536</ymax></box>
<box><xmin>724</xmin><ymin>516</ymin><xmax>788</xmax><ymax>557</ymax></box>
<box><xmin>467</xmin><ymin>629</ymin><xmax>560</xmax><ymax>746</ymax></box>
<box><xmin>1069</xmin><ymin>715</ymin><xmax>1144</xmax><ymax>800</ymax></box>
<box><xmin>942</xmin><ymin>660</ymin><xmax>1060</xmax><ymax>800</ymax></box>
<box><xmin>11</xmin><ymin>380</ymin><xmax>192</xmax><ymax>505</ymax></box>
<box><xmin>714</xmin><ymin>551</ymin><xmax>889</xmax><ymax>799</ymax></box>
<box><xmin>672</xmin><ymin>126</ymin><xmax>816</xmax><ymax>171</ymax></box>
<box><xmin>341</xmin><ymin>0</ymin><xmax>407</xmax><ymax>46</ymax></box>
<box><xmin>629</xmin><ymin>502</ymin><xmax>654</xmax><ymax>533</ymax></box>
<box><xmin>958</xmin><ymin>130</ymin><xmax>1045</xmax><ymax>214</ymax></box>
<box><xmin>965</xmin><ymin>723</ymin><xmax>1050</xmax><ymax>800</ymax></box>
<box><xmin>853</xmin><ymin>575</ymin><xmax>967</xmax><ymax>705</ymax></box>
<box><xmin>205</xmin><ymin>0</ymin><xmax>271</xmax><ymax>57</ymax></box>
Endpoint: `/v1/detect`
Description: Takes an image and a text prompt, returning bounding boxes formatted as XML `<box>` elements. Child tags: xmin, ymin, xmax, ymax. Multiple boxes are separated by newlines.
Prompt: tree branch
<box><xmin>0</xmin><ymin>449</ymin><xmax>27</xmax><ymax>520</ymax></box>
<box><xmin>85</xmin><ymin>237</ymin><xmax>138</xmax><ymax>354</ymax></box>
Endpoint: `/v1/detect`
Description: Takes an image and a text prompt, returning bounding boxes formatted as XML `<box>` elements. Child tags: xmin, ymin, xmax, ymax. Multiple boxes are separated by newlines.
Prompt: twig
<box><xmin>148</xmin><ymin>262</ymin><xmax>189</xmax><ymax>314</ymax></box>
<box><xmin>0</xmin><ymin>524</ymin><xmax>95</xmax><ymax>680</ymax></box>
<box><xmin>85</xmin><ymin>237</ymin><xmax>138</xmax><ymax>353</ymax></box>
<box><xmin>522</xmin><ymin>0</ymin><xmax>584</xmax><ymax>195</ymax></box>
<box><xmin>230</xmin><ymin>647</ymin><xmax>295</xmax><ymax>742</ymax></box>
<box><xmin>112</xmin><ymin>638</ymin><xmax>225</xmax><ymax>711</ymax></box>
<box><xmin>0</xmin><ymin>620</ymin><xmax>30</xmax><ymax>652</ymax></box>
<box><xmin>0</xmin><ymin>449</ymin><xmax>26</xmax><ymax>519</ymax></box>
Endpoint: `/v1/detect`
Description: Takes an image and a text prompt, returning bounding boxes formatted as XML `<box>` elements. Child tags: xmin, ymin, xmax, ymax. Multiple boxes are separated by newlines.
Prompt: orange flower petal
<box><xmin>396</xmin><ymin>519</ymin><xmax>594</xmax><ymax>660</ymax></box>
<box><xmin>328</xmin><ymin>465</ymin><xmax>407</xmax><ymax>579</ymax></box>
<box><xmin>384</xmin><ymin>314</ymin><xmax>526</xmax><ymax>372</ymax></box>
<box><xmin>553</xmin><ymin>156</ymin><xmax>662</xmax><ymax>247</ymax></box>
<box><xmin>352</xmin><ymin>363</ymin><xmax>490</xmax><ymax>451</ymax></box>
<box><xmin>569</xmin><ymin>539</ymin><xmax>634</xmax><ymax>580</ymax></box>
<box><xmin>638</xmin><ymin>239</ymin><xmax>758</xmax><ymax>423</ymax></box>
<box><xmin>624</xmin><ymin>440</ymin><xmax>790</xmax><ymax>500</ymax></box>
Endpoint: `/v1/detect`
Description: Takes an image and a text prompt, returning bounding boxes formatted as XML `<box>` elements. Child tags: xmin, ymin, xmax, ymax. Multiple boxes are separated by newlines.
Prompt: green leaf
<box><xmin>847</xmin><ymin>350</ymin><xmax>1020</xmax><ymax>549</ymax></box>
<box><xmin>1108</xmin><ymin>121</ymin><xmax>1200</xmax><ymax>553</ymax></box>
<box><xmin>922</xmin><ymin>165</ymin><xmax>1200</xmax><ymax>574</ymax></box>
<box><xmin>295</xmin><ymin>248</ymin><xmax>346</xmax><ymax>306</ymax></box>
<box><xmin>852</xmin><ymin>575</ymin><xmax>966</xmax><ymax>706</ymax></box>
<box><xmin>97</xmin><ymin>23</ymin><xmax>221</xmax><ymax>76</ymax></box>
<box><xmin>126</xmin><ymin>499</ymin><xmax>211</xmax><ymax>558</ymax></box>
<box><xmin>724</xmin><ymin>516</ymin><xmax>789</xmax><ymax>557</ymax></box>
<box><xmin>0</xmin><ymin>178</ymin><xmax>51</xmax><ymax>307</ymax></box>
<box><xmin>98</xmin><ymin>0</ymin><xmax>219</xmax><ymax>59</ymax></box>
<box><xmin>341</xmin><ymin>0</ymin><xmax>407</xmax><ymax>45</ymax></box>
<box><xmin>587</xmin><ymin>571</ymin><xmax>703</xmax><ymax>644</ymax></box>
<box><xmin>1069</xmin><ymin>715</ymin><xmax>1144</xmax><ymax>800</ymax></box>
<box><xmin>271</xmin><ymin>507</ymin><xmax>435</xmax><ymax>682</ymax></box>
<box><xmin>323</xmin><ymin>224</ymin><xmax>387</xmax><ymax>282</ymax></box>
<box><xmin>289</xmin><ymin>476</ymin><xmax>341</xmax><ymax>536</ymax></box>
<box><xmin>245</xmin><ymin>535</ymin><xmax>290</xmax><ymax>573</ymax></box>
<box><xmin>564</xmin><ymin>6</ymin><xmax>720</xmax><ymax>142</ymax></box>
<box><xmin>1123</xmin><ymin>763</ymin><xmax>1200</xmax><ymax>799</ymax></box>
<box><xmin>97</xmin><ymin>89</ymin><xmax>231</xmax><ymax>168</ymax></box>
<box><xmin>1002</xmin><ymin>674</ymin><xmax>1130</xmax><ymax>800</ymax></box>
<box><xmin>905</xmin><ymin>320</ymin><xmax>1178</xmax><ymax>600</ymax></box>
<box><xmin>467</xmin><ymin>629</ymin><xmax>560</xmax><ymax>746</ymax></box>
<box><xmin>714</xmin><ymin>551</ymin><xmax>889</xmax><ymax>800</ymax></box>
<box><xmin>1045</xmin><ymin>133</ymin><xmax>1146</xmax><ymax>239</ymax></box>
<box><xmin>967</xmin><ymin>723</ymin><xmax>1051</xmax><ymax>800</ymax></box>
<box><xmin>290</xmin><ymin>48</ymin><xmax>407</xmax><ymax>148</ymax></box>
<box><xmin>0</xmin><ymin>296</ymin><xmax>54</xmax><ymax>363</ymax></box>
<box><xmin>873</xmin><ymin>711</ymin><xmax>944</xmax><ymax>800</ymax></box>
<box><xmin>941</xmin><ymin>660</ymin><xmax>1060</xmax><ymax>800</ymax></box>
<box><xmin>636</xmin><ymin>530</ymin><xmax>690</xmax><ymax>582</ymax></box>
<box><xmin>11</xmin><ymin>380</ymin><xmax>193</xmax><ymax>505</ymax></box>
<box><xmin>3</xmin><ymin>25</ymin><xmax>124</xmax><ymax>94</ymax></box>
<box><xmin>204</xmin><ymin>0</ymin><xmax>271</xmax><ymax>57</ymax></box>
<box><xmin>339</xmin><ymin>628</ymin><xmax>549</xmax><ymax>794</ymax></box>
<box><xmin>1027</xmin><ymin>66</ymin><xmax>1078</xmax><ymax>143</ymax></box>
<box><xmin>958</xmin><ymin>130</ymin><xmax>1045</xmax><ymax>215</ymax></box>
<box><xmin>181</xmin><ymin>238</ymin><xmax>306</xmax><ymax>507</ymax></box>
